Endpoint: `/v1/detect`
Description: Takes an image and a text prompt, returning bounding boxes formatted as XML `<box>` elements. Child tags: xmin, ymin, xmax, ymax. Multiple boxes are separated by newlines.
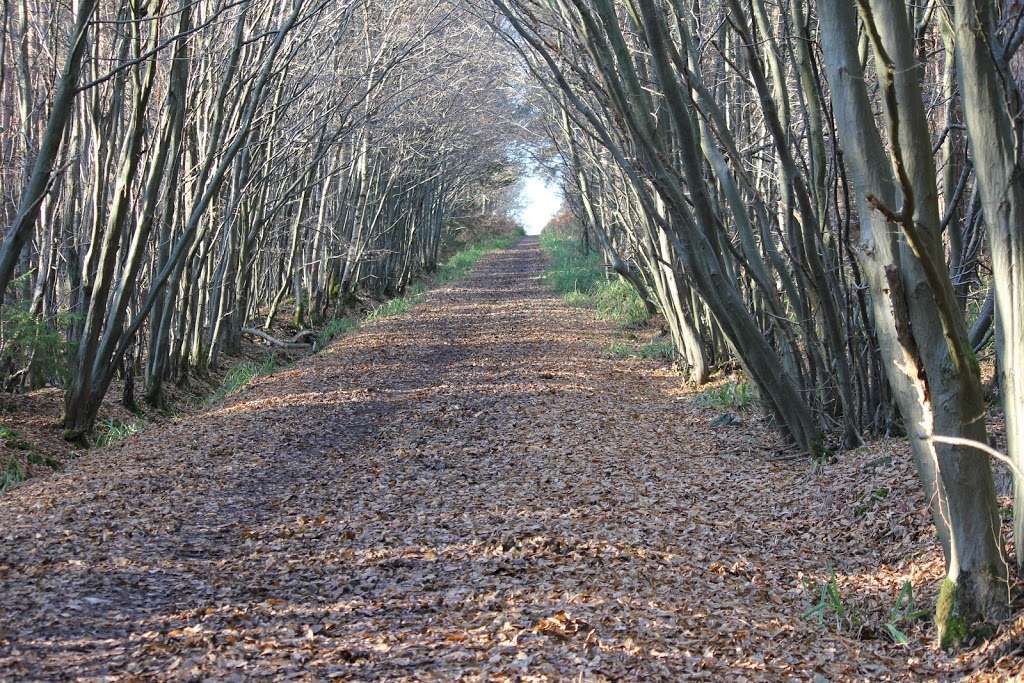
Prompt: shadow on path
<box><xmin>0</xmin><ymin>237</ymin><xmax>974</xmax><ymax>679</ymax></box>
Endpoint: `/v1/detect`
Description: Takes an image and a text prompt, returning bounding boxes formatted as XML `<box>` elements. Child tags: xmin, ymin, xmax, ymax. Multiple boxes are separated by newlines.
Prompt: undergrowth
<box><xmin>95</xmin><ymin>418</ymin><xmax>144</xmax><ymax>447</ymax></box>
<box><xmin>603</xmin><ymin>337</ymin><xmax>674</xmax><ymax>362</ymax></box>
<box><xmin>316</xmin><ymin>317</ymin><xmax>359</xmax><ymax>348</ymax></box>
<box><xmin>366</xmin><ymin>295</ymin><xmax>418</xmax><ymax>322</ymax></box>
<box><xmin>208</xmin><ymin>355</ymin><xmax>280</xmax><ymax>404</ymax></box>
<box><xmin>1</xmin><ymin>459</ymin><xmax>25</xmax><ymax>493</ymax></box>
<box><xmin>26</xmin><ymin>451</ymin><xmax>61</xmax><ymax>470</ymax></box>
<box><xmin>803</xmin><ymin>568</ymin><xmax>928</xmax><ymax>646</ymax></box>
<box><xmin>697</xmin><ymin>380</ymin><xmax>755</xmax><ymax>411</ymax></box>
<box><xmin>0</xmin><ymin>298</ymin><xmax>74</xmax><ymax>389</ymax></box>
<box><xmin>0</xmin><ymin>425</ymin><xmax>62</xmax><ymax>493</ymax></box>
<box><xmin>0</xmin><ymin>425</ymin><xmax>30</xmax><ymax>450</ymax></box>
<box><xmin>540</xmin><ymin>233</ymin><xmax>649</xmax><ymax>328</ymax></box>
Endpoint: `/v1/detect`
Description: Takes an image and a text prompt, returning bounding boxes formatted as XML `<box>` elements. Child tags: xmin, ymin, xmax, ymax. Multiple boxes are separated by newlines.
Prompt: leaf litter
<box><xmin>0</xmin><ymin>238</ymin><xmax>1021</xmax><ymax>680</ymax></box>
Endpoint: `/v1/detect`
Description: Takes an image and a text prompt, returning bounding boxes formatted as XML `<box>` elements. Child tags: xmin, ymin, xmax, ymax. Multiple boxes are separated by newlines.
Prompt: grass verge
<box><xmin>539</xmin><ymin>232</ymin><xmax>649</xmax><ymax>328</ymax></box>
<box><xmin>603</xmin><ymin>337</ymin><xmax>674</xmax><ymax>362</ymax></box>
<box><xmin>696</xmin><ymin>380</ymin><xmax>755</xmax><ymax>411</ymax></box>
<box><xmin>208</xmin><ymin>355</ymin><xmax>281</xmax><ymax>405</ymax></box>
<box><xmin>436</xmin><ymin>234</ymin><xmax>521</xmax><ymax>283</ymax></box>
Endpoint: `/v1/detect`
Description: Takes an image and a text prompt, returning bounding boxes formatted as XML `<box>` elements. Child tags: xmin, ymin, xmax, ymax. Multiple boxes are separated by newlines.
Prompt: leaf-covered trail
<box><xmin>0</xmin><ymin>239</ymin><xmax>1009</xmax><ymax>679</ymax></box>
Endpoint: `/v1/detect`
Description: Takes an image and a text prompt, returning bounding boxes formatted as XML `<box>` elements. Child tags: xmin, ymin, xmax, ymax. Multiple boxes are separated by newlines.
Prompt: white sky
<box><xmin>517</xmin><ymin>175</ymin><xmax>562</xmax><ymax>235</ymax></box>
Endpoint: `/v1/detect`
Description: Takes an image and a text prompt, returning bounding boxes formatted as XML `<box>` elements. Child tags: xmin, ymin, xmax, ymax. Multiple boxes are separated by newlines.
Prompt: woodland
<box><xmin>2</xmin><ymin>0</ymin><xmax>1024</xmax><ymax>678</ymax></box>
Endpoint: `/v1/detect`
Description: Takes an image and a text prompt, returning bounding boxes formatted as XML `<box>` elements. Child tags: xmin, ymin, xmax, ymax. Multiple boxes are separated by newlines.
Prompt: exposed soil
<box><xmin>0</xmin><ymin>238</ymin><xmax>1021</xmax><ymax>680</ymax></box>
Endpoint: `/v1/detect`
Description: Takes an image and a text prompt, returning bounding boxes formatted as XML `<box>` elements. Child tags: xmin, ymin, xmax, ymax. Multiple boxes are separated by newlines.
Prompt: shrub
<box><xmin>0</xmin><ymin>304</ymin><xmax>71</xmax><ymax>388</ymax></box>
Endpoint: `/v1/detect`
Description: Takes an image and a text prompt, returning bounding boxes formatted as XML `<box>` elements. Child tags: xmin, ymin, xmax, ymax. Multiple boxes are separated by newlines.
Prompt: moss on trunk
<box><xmin>935</xmin><ymin>578</ymin><xmax>968</xmax><ymax>649</ymax></box>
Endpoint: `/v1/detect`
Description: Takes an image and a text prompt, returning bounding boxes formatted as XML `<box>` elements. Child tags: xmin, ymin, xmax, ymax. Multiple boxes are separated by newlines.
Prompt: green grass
<box><xmin>436</xmin><ymin>234</ymin><xmax>521</xmax><ymax>284</ymax></box>
<box><xmin>540</xmin><ymin>232</ymin><xmax>605</xmax><ymax>296</ymax></box>
<box><xmin>696</xmin><ymin>381</ymin><xmax>755</xmax><ymax>411</ymax></box>
<box><xmin>603</xmin><ymin>337</ymin><xmax>675</xmax><ymax>362</ymax></box>
<box><xmin>366</xmin><ymin>235</ymin><xmax>518</xmax><ymax>323</ymax></box>
<box><xmin>602</xmin><ymin>341</ymin><xmax>634</xmax><ymax>358</ymax></box>
<box><xmin>208</xmin><ymin>355</ymin><xmax>280</xmax><ymax>404</ymax></box>
<box><xmin>802</xmin><ymin>566</ymin><xmax>862</xmax><ymax>633</ymax></box>
<box><xmin>94</xmin><ymin>418</ymin><xmax>144</xmax><ymax>447</ymax></box>
<box><xmin>406</xmin><ymin>282</ymin><xmax>428</xmax><ymax>297</ymax></box>
<box><xmin>0</xmin><ymin>459</ymin><xmax>25</xmax><ymax>493</ymax></box>
<box><xmin>592</xmin><ymin>277</ymin><xmax>650</xmax><ymax>327</ymax></box>
<box><xmin>0</xmin><ymin>426</ymin><xmax>30</xmax><ymax>450</ymax></box>
<box><xmin>638</xmin><ymin>337</ymin><xmax>674</xmax><ymax>361</ymax></box>
<box><xmin>563</xmin><ymin>291</ymin><xmax>590</xmax><ymax>308</ymax></box>
<box><xmin>366</xmin><ymin>295</ymin><xmax>417</xmax><ymax>322</ymax></box>
<box><xmin>540</xmin><ymin>233</ymin><xmax>650</xmax><ymax>328</ymax></box>
<box><xmin>316</xmin><ymin>287</ymin><xmax>426</xmax><ymax>349</ymax></box>
<box><xmin>317</xmin><ymin>317</ymin><xmax>359</xmax><ymax>348</ymax></box>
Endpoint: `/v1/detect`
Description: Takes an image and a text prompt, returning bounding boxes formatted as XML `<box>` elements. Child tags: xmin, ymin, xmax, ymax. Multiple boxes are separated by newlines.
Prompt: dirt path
<box><xmin>0</xmin><ymin>239</ymin><xmax>1010</xmax><ymax>680</ymax></box>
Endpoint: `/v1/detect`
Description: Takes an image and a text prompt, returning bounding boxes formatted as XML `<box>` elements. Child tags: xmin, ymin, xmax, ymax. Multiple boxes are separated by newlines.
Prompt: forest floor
<box><xmin>0</xmin><ymin>237</ymin><xmax>1022</xmax><ymax>681</ymax></box>
<box><xmin>0</xmin><ymin>232</ymin><xmax>509</xmax><ymax>494</ymax></box>
<box><xmin>0</xmin><ymin>340</ymin><xmax>304</xmax><ymax>494</ymax></box>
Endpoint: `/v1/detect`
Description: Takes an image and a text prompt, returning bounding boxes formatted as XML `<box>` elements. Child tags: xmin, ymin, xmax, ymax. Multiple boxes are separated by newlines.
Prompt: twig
<box><xmin>923</xmin><ymin>434</ymin><xmax>1024</xmax><ymax>481</ymax></box>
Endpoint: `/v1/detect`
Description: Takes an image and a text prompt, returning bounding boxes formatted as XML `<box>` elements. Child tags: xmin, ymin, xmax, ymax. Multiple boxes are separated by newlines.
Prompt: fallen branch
<box><xmin>242</xmin><ymin>327</ymin><xmax>312</xmax><ymax>350</ymax></box>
